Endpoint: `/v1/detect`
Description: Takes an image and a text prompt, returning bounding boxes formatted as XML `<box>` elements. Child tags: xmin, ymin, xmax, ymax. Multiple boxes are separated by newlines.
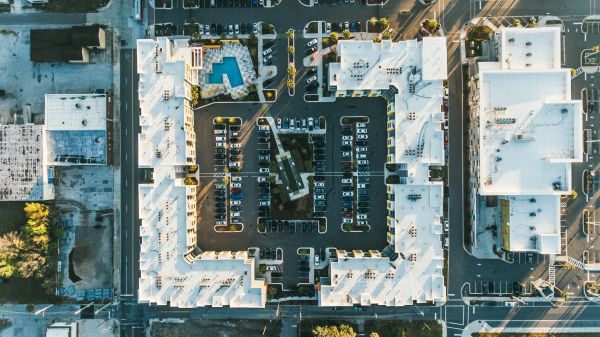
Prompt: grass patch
<box><xmin>280</xmin><ymin>134</ymin><xmax>313</xmax><ymax>172</ymax></box>
<box><xmin>365</xmin><ymin>320</ymin><xmax>443</xmax><ymax>337</ymax></box>
<box><xmin>40</xmin><ymin>0</ymin><xmax>109</xmax><ymax>12</ymax></box>
<box><xmin>0</xmin><ymin>277</ymin><xmax>61</xmax><ymax>304</ymax></box>
<box><xmin>270</xmin><ymin>180</ymin><xmax>314</xmax><ymax>220</ymax></box>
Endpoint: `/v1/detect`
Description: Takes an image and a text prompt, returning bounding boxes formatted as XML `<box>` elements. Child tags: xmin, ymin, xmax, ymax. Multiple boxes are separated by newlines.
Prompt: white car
<box><xmin>231</xmin><ymin>176</ymin><xmax>242</xmax><ymax>182</ymax></box>
<box><xmin>259</xmin><ymin>168</ymin><xmax>270</xmax><ymax>173</ymax></box>
<box><xmin>229</xmin><ymin>162</ymin><xmax>241</xmax><ymax>168</ymax></box>
<box><xmin>216</xmin><ymin>142</ymin><xmax>225</xmax><ymax>147</ymax></box>
<box><xmin>315</xmin><ymin>181</ymin><xmax>325</xmax><ymax>187</ymax></box>
<box><xmin>326</xmin><ymin>22</ymin><xmax>331</xmax><ymax>33</ymax></box>
<box><xmin>215</xmin><ymin>136</ymin><xmax>226</xmax><ymax>142</ymax></box>
<box><xmin>231</xmin><ymin>183</ymin><xmax>242</xmax><ymax>188</ymax></box>
<box><xmin>306</xmin><ymin>38</ymin><xmax>317</xmax><ymax>47</ymax></box>
<box><xmin>342</xmin><ymin>178</ymin><xmax>352</xmax><ymax>184</ymax></box>
<box><xmin>342</xmin><ymin>191</ymin><xmax>353</xmax><ymax>197</ymax></box>
<box><xmin>357</xmin><ymin>153</ymin><xmax>367</xmax><ymax>159</ymax></box>
<box><xmin>444</xmin><ymin>219</ymin><xmax>449</xmax><ymax>231</ymax></box>
<box><xmin>215</xmin><ymin>184</ymin><xmax>226</xmax><ymax>190</ymax></box>
<box><xmin>258</xmin><ymin>176</ymin><xmax>268</xmax><ymax>182</ymax></box>
<box><xmin>262</xmin><ymin>47</ymin><xmax>273</xmax><ymax>56</ymax></box>
<box><xmin>357</xmin><ymin>122</ymin><xmax>366</xmax><ymax>128</ymax></box>
<box><xmin>231</xmin><ymin>200</ymin><xmax>241</xmax><ymax>206</ymax></box>
<box><xmin>199</xmin><ymin>24</ymin><xmax>204</xmax><ymax>35</ymax></box>
<box><xmin>356</xmin><ymin>146</ymin><xmax>367</xmax><ymax>152</ymax></box>
<box><xmin>290</xmin><ymin>118</ymin><xmax>296</xmax><ymax>130</ymax></box>
<box><xmin>357</xmin><ymin>128</ymin><xmax>367</xmax><ymax>134</ymax></box>
<box><xmin>342</xmin><ymin>218</ymin><xmax>353</xmax><ymax>224</ymax></box>
<box><xmin>315</xmin><ymin>194</ymin><xmax>325</xmax><ymax>200</ymax></box>
<box><xmin>357</xmin><ymin>183</ymin><xmax>368</xmax><ymax>189</ymax></box>
<box><xmin>357</xmin><ymin>214</ymin><xmax>368</xmax><ymax>220</ymax></box>
<box><xmin>253</xmin><ymin>22</ymin><xmax>259</xmax><ymax>34</ymax></box>
<box><xmin>216</xmin><ymin>220</ymin><xmax>226</xmax><ymax>225</ymax></box>
<box><xmin>342</xmin><ymin>152</ymin><xmax>352</xmax><ymax>157</ymax></box>
<box><xmin>306</xmin><ymin>75</ymin><xmax>317</xmax><ymax>84</ymax></box>
<box><xmin>231</xmin><ymin>131</ymin><xmax>240</xmax><ymax>137</ymax></box>
<box><xmin>276</xmin><ymin>118</ymin><xmax>282</xmax><ymax>129</ymax></box>
<box><xmin>266</xmin><ymin>265</ymin><xmax>277</xmax><ymax>271</ymax></box>
<box><xmin>357</xmin><ymin>160</ymin><xmax>369</xmax><ymax>165</ymax></box>
<box><xmin>259</xmin><ymin>201</ymin><xmax>271</xmax><ymax>206</ymax></box>
<box><xmin>358</xmin><ymin>220</ymin><xmax>369</xmax><ymax>226</ymax></box>
<box><xmin>234</xmin><ymin>24</ymin><xmax>240</xmax><ymax>35</ymax></box>
<box><xmin>231</xmin><ymin>212</ymin><xmax>241</xmax><ymax>217</ymax></box>
<box><xmin>231</xmin><ymin>143</ymin><xmax>241</xmax><ymax>148</ymax></box>
<box><xmin>342</xmin><ymin>135</ymin><xmax>353</xmax><ymax>141</ymax></box>
<box><xmin>342</xmin><ymin>140</ymin><xmax>352</xmax><ymax>146</ymax></box>
<box><xmin>357</xmin><ymin>134</ymin><xmax>368</xmax><ymax>140</ymax></box>
<box><xmin>214</xmin><ymin>129</ymin><xmax>226</xmax><ymax>135</ymax></box>
<box><xmin>314</xmin><ymin>255</ymin><xmax>320</xmax><ymax>266</ymax></box>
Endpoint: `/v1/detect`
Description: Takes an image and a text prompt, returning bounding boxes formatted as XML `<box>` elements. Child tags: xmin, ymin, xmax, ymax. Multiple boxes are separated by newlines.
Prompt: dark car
<box><xmin>231</xmin><ymin>206</ymin><xmax>241</xmax><ymax>212</ymax></box>
<box><xmin>259</xmin><ymin>206</ymin><xmax>270</xmax><ymax>212</ymax></box>
<box><xmin>216</xmin><ymin>202</ymin><xmax>226</xmax><ymax>208</ymax></box>
<box><xmin>258</xmin><ymin>131</ymin><xmax>270</xmax><ymax>138</ymax></box>
<box><xmin>259</xmin><ymin>211</ymin><xmax>270</xmax><ymax>217</ymax></box>
<box><xmin>315</xmin><ymin>200</ymin><xmax>326</xmax><ymax>206</ymax></box>
<box><xmin>230</xmin><ymin>149</ymin><xmax>241</xmax><ymax>155</ymax></box>
<box><xmin>230</xmin><ymin>155</ymin><xmax>240</xmax><ymax>161</ymax></box>
<box><xmin>315</xmin><ymin>188</ymin><xmax>325</xmax><ymax>194</ymax></box>
<box><xmin>307</xmin><ymin>67</ymin><xmax>317</xmax><ymax>75</ymax></box>
<box><xmin>358</xmin><ymin>195</ymin><xmax>369</xmax><ymax>201</ymax></box>
<box><xmin>259</xmin><ymin>188</ymin><xmax>270</xmax><ymax>194</ymax></box>
<box><xmin>215</xmin><ymin>196</ymin><xmax>226</xmax><ymax>202</ymax></box>
<box><xmin>358</xmin><ymin>202</ymin><xmax>369</xmax><ymax>207</ymax></box>
<box><xmin>240</xmin><ymin>22</ymin><xmax>247</xmax><ymax>34</ymax></box>
<box><xmin>316</xmin><ymin>166</ymin><xmax>325</xmax><ymax>172</ymax></box>
<box><xmin>217</xmin><ymin>24</ymin><xmax>223</xmax><ymax>35</ymax></box>
<box><xmin>356</xmin><ymin>140</ymin><xmax>368</xmax><ymax>146</ymax></box>
<box><xmin>215</xmin><ymin>207</ymin><xmax>226</xmax><ymax>214</ymax></box>
<box><xmin>357</xmin><ymin>208</ymin><xmax>369</xmax><ymax>213</ymax></box>
<box><xmin>278</xmin><ymin>221</ymin><xmax>283</xmax><ymax>231</ymax></box>
<box><xmin>271</xmin><ymin>222</ymin><xmax>277</xmax><ymax>231</ymax></box>
<box><xmin>229</xmin><ymin>137</ymin><xmax>240</xmax><ymax>143</ymax></box>
<box><xmin>315</xmin><ymin>206</ymin><xmax>326</xmax><ymax>212</ymax></box>
<box><xmin>230</xmin><ymin>125</ymin><xmax>241</xmax><ymax>131</ymax></box>
<box><xmin>258</xmin><ymin>161</ymin><xmax>270</xmax><ymax>167</ymax></box>
<box><xmin>258</xmin><ymin>137</ymin><xmax>269</xmax><ymax>144</ymax></box>
<box><xmin>314</xmin><ymin>175</ymin><xmax>326</xmax><ymax>181</ymax></box>
<box><xmin>314</xmin><ymin>161</ymin><xmax>325</xmax><ymax>167</ymax></box>
<box><xmin>214</xmin><ymin>190</ymin><xmax>226</xmax><ymax>196</ymax></box>
<box><xmin>266</xmin><ymin>248</ymin><xmax>271</xmax><ymax>259</ymax></box>
<box><xmin>215</xmin><ymin>154</ymin><xmax>226</xmax><ymax>159</ymax></box>
<box><xmin>341</xmin><ymin>145</ymin><xmax>352</xmax><ymax>152</ymax></box>
<box><xmin>215</xmin><ymin>214</ymin><xmax>226</xmax><ymax>220</ymax></box>
<box><xmin>215</xmin><ymin>147</ymin><xmax>225</xmax><ymax>153</ymax></box>
<box><xmin>259</xmin><ymin>149</ymin><xmax>270</xmax><ymax>155</ymax></box>
<box><xmin>259</xmin><ymin>249</ymin><xmax>264</xmax><ymax>259</ymax></box>
<box><xmin>306</xmin><ymin>82</ymin><xmax>319</xmax><ymax>91</ymax></box>
<box><xmin>231</xmin><ymin>187</ymin><xmax>242</xmax><ymax>194</ymax></box>
<box><xmin>259</xmin><ymin>182</ymin><xmax>269</xmax><ymax>188</ymax></box>
<box><xmin>341</xmin><ymin>129</ymin><xmax>352</xmax><ymax>136</ymax></box>
<box><xmin>210</xmin><ymin>24</ymin><xmax>217</xmax><ymax>35</ymax></box>
<box><xmin>314</xmin><ymin>148</ymin><xmax>325</xmax><ymax>155</ymax></box>
<box><xmin>215</xmin><ymin>159</ymin><xmax>227</xmax><ymax>165</ymax></box>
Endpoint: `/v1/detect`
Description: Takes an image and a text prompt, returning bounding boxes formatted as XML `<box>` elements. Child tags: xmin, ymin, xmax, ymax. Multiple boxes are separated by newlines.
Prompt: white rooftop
<box><xmin>322</xmin><ymin>38</ymin><xmax>447</xmax><ymax>306</ymax></box>
<box><xmin>501</xmin><ymin>195</ymin><xmax>561</xmax><ymax>254</ymax></box>
<box><xmin>499</xmin><ymin>26</ymin><xmax>562</xmax><ymax>70</ymax></box>
<box><xmin>329</xmin><ymin>37</ymin><xmax>447</xmax><ymax>92</ymax></box>
<box><xmin>479</xmin><ymin>51</ymin><xmax>582</xmax><ymax>195</ymax></box>
<box><xmin>45</xmin><ymin>94</ymin><xmax>107</xmax><ymax>131</ymax></box>
<box><xmin>136</xmin><ymin>38</ymin><xmax>265</xmax><ymax>308</ymax></box>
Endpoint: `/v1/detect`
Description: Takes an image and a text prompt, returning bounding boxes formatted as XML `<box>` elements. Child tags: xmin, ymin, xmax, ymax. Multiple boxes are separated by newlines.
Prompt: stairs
<box><xmin>548</xmin><ymin>264</ymin><xmax>556</xmax><ymax>285</ymax></box>
<box><xmin>572</xmin><ymin>67</ymin><xmax>584</xmax><ymax>79</ymax></box>
<box><xmin>567</xmin><ymin>256</ymin><xmax>585</xmax><ymax>270</ymax></box>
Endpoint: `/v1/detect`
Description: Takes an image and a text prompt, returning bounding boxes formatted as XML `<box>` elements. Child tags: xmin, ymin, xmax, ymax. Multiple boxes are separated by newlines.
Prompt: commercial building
<box><xmin>30</xmin><ymin>26</ymin><xmax>106</xmax><ymax>63</ymax></box>
<box><xmin>321</xmin><ymin>38</ymin><xmax>447</xmax><ymax>306</ymax></box>
<box><xmin>0</xmin><ymin>93</ymin><xmax>108</xmax><ymax>201</ymax></box>
<box><xmin>136</xmin><ymin>37</ymin><xmax>265</xmax><ymax>308</ymax></box>
<box><xmin>470</xmin><ymin>27</ymin><xmax>583</xmax><ymax>254</ymax></box>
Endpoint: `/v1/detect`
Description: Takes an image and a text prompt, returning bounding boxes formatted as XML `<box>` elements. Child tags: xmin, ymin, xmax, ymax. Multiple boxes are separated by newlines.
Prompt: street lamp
<box><xmin>35</xmin><ymin>304</ymin><xmax>53</xmax><ymax>316</ymax></box>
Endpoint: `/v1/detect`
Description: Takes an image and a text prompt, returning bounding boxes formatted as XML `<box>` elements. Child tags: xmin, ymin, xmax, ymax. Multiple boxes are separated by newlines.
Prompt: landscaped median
<box><xmin>287</xmin><ymin>29</ymin><xmax>296</xmax><ymax>96</ymax></box>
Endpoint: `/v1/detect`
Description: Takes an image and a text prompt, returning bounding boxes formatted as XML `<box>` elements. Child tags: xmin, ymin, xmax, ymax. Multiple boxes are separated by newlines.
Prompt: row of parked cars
<box><xmin>214</xmin><ymin>124</ymin><xmax>242</xmax><ymax>170</ymax></box>
<box><xmin>325</xmin><ymin>20</ymin><xmax>362</xmax><ymax>34</ymax></box>
<box><xmin>195</xmin><ymin>22</ymin><xmax>260</xmax><ymax>37</ymax></box>
<box><xmin>275</xmin><ymin>115</ymin><xmax>318</xmax><ymax>132</ymax></box>
<box><xmin>214</xmin><ymin>175</ymin><xmax>244</xmax><ymax>225</ymax></box>
<box><xmin>341</xmin><ymin>122</ymin><xmax>370</xmax><ymax>226</ymax></box>
<box><xmin>256</xmin><ymin>124</ymin><xmax>272</xmax><ymax>218</ymax></box>
<box><xmin>264</xmin><ymin>219</ymin><xmax>319</xmax><ymax>234</ymax></box>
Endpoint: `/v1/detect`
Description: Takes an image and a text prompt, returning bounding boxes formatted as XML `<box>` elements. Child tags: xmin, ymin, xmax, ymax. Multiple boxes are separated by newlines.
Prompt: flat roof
<box><xmin>45</xmin><ymin>94</ymin><xmax>107</xmax><ymax>131</ymax></box>
<box><xmin>45</xmin><ymin>94</ymin><xmax>107</xmax><ymax>165</ymax></box>
<box><xmin>0</xmin><ymin>124</ymin><xmax>52</xmax><ymax>201</ymax></box>
<box><xmin>502</xmin><ymin>195</ymin><xmax>561</xmax><ymax>254</ymax></box>
<box><xmin>499</xmin><ymin>27</ymin><xmax>561</xmax><ymax>70</ymax></box>
<box><xmin>478</xmin><ymin>69</ymin><xmax>582</xmax><ymax>195</ymax></box>
<box><xmin>329</xmin><ymin>38</ymin><xmax>447</xmax><ymax>92</ymax></box>
<box><xmin>322</xmin><ymin>38</ymin><xmax>447</xmax><ymax>306</ymax></box>
<box><xmin>137</xmin><ymin>38</ymin><xmax>265</xmax><ymax>308</ymax></box>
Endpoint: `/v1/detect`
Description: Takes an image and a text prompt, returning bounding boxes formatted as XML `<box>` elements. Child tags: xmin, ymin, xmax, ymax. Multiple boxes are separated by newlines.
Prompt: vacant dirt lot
<box><xmin>151</xmin><ymin>319</ymin><xmax>282</xmax><ymax>337</ymax></box>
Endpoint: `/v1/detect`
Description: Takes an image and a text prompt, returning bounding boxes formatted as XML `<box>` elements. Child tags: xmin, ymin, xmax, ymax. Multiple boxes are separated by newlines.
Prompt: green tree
<box><xmin>342</xmin><ymin>30</ymin><xmax>351</xmax><ymax>39</ymax></box>
<box><xmin>369</xmin><ymin>333</ymin><xmax>380</xmax><ymax>337</ymax></box>
<box><xmin>287</xmin><ymin>79</ymin><xmax>295</xmax><ymax>89</ymax></box>
<box><xmin>381</xmin><ymin>31</ymin><xmax>392</xmax><ymax>40</ymax></box>
<box><xmin>288</xmin><ymin>46</ymin><xmax>295</xmax><ymax>55</ymax></box>
<box><xmin>379</xmin><ymin>18</ymin><xmax>389</xmax><ymax>29</ymax></box>
<box><xmin>25</xmin><ymin>304</ymin><xmax>36</xmax><ymax>313</ymax></box>
<box><xmin>312</xmin><ymin>324</ymin><xmax>356</xmax><ymax>337</ymax></box>
<box><xmin>16</xmin><ymin>253</ymin><xmax>45</xmax><ymax>278</ymax></box>
<box><xmin>369</xmin><ymin>17</ymin><xmax>378</xmax><ymax>27</ymax></box>
<box><xmin>215</xmin><ymin>116</ymin><xmax>224</xmax><ymax>123</ymax></box>
<box><xmin>329</xmin><ymin>32</ymin><xmax>339</xmax><ymax>43</ymax></box>
<box><xmin>512</xmin><ymin>18</ymin><xmax>522</xmax><ymax>27</ymax></box>
<box><xmin>373</xmin><ymin>36</ymin><xmax>382</xmax><ymax>43</ymax></box>
<box><xmin>285</xmin><ymin>30</ymin><xmax>294</xmax><ymax>38</ymax></box>
<box><xmin>288</xmin><ymin>66</ymin><xmax>296</xmax><ymax>77</ymax></box>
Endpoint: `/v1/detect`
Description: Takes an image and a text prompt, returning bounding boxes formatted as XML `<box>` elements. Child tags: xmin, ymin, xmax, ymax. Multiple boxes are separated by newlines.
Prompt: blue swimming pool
<box><xmin>207</xmin><ymin>57</ymin><xmax>244</xmax><ymax>87</ymax></box>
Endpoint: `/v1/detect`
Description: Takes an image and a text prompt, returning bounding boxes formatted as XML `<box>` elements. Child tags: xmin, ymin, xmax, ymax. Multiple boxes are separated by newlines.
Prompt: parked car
<box><xmin>253</xmin><ymin>22</ymin><xmax>259</xmax><ymax>34</ymax></box>
<box><xmin>306</xmin><ymin>38</ymin><xmax>318</xmax><ymax>47</ymax></box>
<box><xmin>357</xmin><ymin>134</ymin><xmax>368</xmax><ymax>140</ymax></box>
<box><xmin>357</xmin><ymin>128</ymin><xmax>367</xmax><ymax>134</ymax></box>
<box><xmin>231</xmin><ymin>200</ymin><xmax>241</xmax><ymax>206</ymax></box>
<box><xmin>263</xmin><ymin>54</ymin><xmax>274</xmax><ymax>64</ymax></box>
<box><xmin>306</xmin><ymin>75</ymin><xmax>317</xmax><ymax>84</ymax></box>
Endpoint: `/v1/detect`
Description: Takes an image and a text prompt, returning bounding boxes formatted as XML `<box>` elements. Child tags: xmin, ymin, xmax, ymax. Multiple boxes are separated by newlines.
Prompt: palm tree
<box><xmin>369</xmin><ymin>17</ymin><xmax>378</xmax><ymax>27</ymax></box>
<box><xmin>228</xmin><ymin>117</ymin><xmax>236</xmax><ymax>124</ymax></box>
<box><xmin>287</xmin><ymin>79</ymin><xmax>295</xmax><ymax>89</ymax></box>
<box><xmin>288</xmin><ymin>66</ymin><xmax>296</xmax><ymax>77</ymax></box>
<box><xmin>285</xmin><ymin>30</ymin><xmax>294</xmax><ymax>38</ymax></box>
<box><xmin>215</xmin><ymin>116</ymin><xmax>224</xmax><ymax>124</ymax></box>
<box><xmin>288</xmin><ymin>46</ymin><xmax>295</xmax><ymax>55</ymax></box>
<box><xmin>373</xmin><ymin>36</ymin><xmax>382</xmax><ymax>43</ymax></box>
<box><xmin>342</xmin><ymin>30</ymin><xmax>351</xmax><ymax>39</ymax></box>
<box><xmin>381</xmin><ymin>31</ymin><xmax>392</xmax><ymax>40</ymax></box>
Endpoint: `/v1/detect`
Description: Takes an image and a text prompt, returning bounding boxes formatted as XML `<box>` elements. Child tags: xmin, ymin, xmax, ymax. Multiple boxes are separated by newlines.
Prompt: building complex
<box><xmin>469</xmin><ymin>27</ymin><xmax>583</xmax><ymax>254</ymax></box>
